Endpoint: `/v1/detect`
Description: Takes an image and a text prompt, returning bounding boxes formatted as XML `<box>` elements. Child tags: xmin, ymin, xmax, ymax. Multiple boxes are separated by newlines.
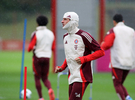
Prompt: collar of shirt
<box><xmin>68</xmin><ymin>27</ymin><xmax>79</xmax><ymax>35</ymax></box>
<box><xmin>116</xmin><ymin>22</ymin><xmax>125</xmax><ymax>26</ymax></box>
<box><xmin>36</xmin><ymin>26</ymin><xmax>47</xmax><ymax>30</ymax></box>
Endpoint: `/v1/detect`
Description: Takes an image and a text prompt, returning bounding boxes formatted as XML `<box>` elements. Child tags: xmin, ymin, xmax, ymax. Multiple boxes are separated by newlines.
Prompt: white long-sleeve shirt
<box><xmin>63</xmin><ymin>28</ymin><xmax>103</xmax><ymax>84</ymax></box>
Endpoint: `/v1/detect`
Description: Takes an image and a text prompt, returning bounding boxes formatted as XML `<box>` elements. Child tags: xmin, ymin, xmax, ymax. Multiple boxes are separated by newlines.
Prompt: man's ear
<box><xmin>113</xmin><ymin>20</ymin><xmax>117</xmax><ymax>26</ymax></box>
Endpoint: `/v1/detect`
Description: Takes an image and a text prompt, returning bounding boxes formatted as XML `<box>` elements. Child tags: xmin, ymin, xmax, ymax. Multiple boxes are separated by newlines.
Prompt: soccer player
<box><xmin>101</xmin><ymin>14</ymin><xmax>135</xmax><ymax>100</ymax></box>
<box><xmin>27</xmin><ymin>15</ymin><xmax>55</xmax><ymax>100</ymax></box>
<box><xmin>55</xmin><ymin>12</ymin><xmax>105</xmax><ymax>100</ymax></box>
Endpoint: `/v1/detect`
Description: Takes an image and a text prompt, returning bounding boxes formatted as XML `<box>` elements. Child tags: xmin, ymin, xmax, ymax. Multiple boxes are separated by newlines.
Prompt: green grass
<box><xmin>0</xmin><ymin>51</ymin><xmax>135</xmax><ymax>100</ymax></box>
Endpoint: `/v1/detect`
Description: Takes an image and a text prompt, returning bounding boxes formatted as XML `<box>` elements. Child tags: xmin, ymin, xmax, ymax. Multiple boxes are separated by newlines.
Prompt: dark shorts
<box><xmin>33</xmin><ymin>56</ymin><xmax>50</xmax><ymax>79</ymax></box>
<box><xmin>69</xmin><ymin>82</ymin><xmax>89</xmax><ymax>100</ymax></box>
<box><xmin>112</xmin><ymin>68</ymin><xmax>130</xmax><ymax>98</ymax></box>
<box><xmin>112</xmin><ymin>68</ymin><xmax>129</xmax><ymax>84</ymax></box>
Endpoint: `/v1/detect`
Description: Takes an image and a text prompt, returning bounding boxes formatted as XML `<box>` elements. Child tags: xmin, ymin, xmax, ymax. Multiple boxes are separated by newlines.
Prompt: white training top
<box><xmin>34</xmin><ymin>26</ymin><xmax>54</xmax><ymax>58</ymax></box>
<box><xmin>111</xmin><ymin>22</ymin><xmax>135</xmax><ymax>70</ymax></box>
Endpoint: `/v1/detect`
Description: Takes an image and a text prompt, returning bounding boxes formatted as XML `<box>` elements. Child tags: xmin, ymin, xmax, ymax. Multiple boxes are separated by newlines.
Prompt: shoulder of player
<box><xmin>106</xmin><ymin>28</ymin><xmax>114</xmax><ymax>35</ymax></box>
<box><xmin>76</xmin><ymin>29</ymin><xmax>93</xmax><ymax>42</ymax></box>
<box><xmin>45</xmin><ymin>28</ymin><xmax>54</xmax><ymax>34</ymax></box>
<box><xmin>63</xmin><ymin>33</ymin><xmax>68</xmax><ymax>39</ymax></box>
<box><xmin>31</xmin><ymin>31</ymin><xmax>36</xmax><ymax>38</ymax></box>
<box><xmin>124</xmin><ymin>25</ymin><xmax>135</xmax><ymax>32</ymax></box>
<box><xmin>75</xmin><ymin>29</ymin><xmax>91</xmax><ymax>36</ymax></box>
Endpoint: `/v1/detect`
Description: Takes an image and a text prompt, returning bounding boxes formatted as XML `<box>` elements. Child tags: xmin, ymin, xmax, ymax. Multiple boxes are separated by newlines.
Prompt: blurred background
<box><xmin>0</xmin><ymin>0</ymin><xmax>135</xmax><ymax>100</ymax></box>
<box><xmin>0</xmin><ymin>0</ymin><xmax>135</xmax><ymax>72</ymax></box>
<box><xmin>0</xmin><ymin>0</ymin><xmax>51</xmax><ymax>52</ymax></box>
<box><xmin>0</xmin><ymin>0</ymin><xmax>51</xmax><ymax>40</ymax></box>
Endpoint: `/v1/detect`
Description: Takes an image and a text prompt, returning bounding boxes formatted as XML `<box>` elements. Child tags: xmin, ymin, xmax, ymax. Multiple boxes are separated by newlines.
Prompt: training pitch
<box><xmin>0</xmin><ymin>51</ymin><xmax>135</xmax><ymax>100</ymax></box>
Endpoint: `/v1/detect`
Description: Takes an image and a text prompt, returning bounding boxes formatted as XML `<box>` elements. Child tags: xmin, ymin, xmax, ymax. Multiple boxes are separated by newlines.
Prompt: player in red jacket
<box><xmin>28</xmin><ymin>15</ymin><xmax>55</xmax><ymax>100</ymax></box>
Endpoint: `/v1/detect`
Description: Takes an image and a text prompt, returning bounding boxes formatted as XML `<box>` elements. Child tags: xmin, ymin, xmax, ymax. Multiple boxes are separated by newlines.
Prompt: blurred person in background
<box><xmin>27</xmin><ymin>15</ymin><xmax>55</xmax><ymax>100</ymax></box>
<box><xmin>101</xmin><ymin>14</ymin><xmax>135</xmax><ymax>100</ymax></box>
<box><xmin>55</xmin><ymin>12</ymin><xmax>105</xmax><ymax>100</ymax></box>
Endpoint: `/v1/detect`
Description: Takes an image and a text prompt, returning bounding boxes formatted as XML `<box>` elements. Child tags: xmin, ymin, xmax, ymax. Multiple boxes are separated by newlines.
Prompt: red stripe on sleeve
<box><xmin>101</xmin><ymin>33</ymin><xmax>115</xmax><ymax>50</ymax></box>
<box><xmin>61</xmin><ymin>59</ymin><xmax>67</xmax><ymax>70</ymax></box>
<box><xmin>79</xmin><ymin>49</ymin><xmax>105</xmax><ymax>64</ymax></box>
<box><xmin>27</xmin><ymin>34</ymin><xmax>37</xmax><ymax>52</ymax></box>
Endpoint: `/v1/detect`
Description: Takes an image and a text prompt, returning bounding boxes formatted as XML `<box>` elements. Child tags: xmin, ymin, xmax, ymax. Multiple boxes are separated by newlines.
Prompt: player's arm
<box><xmin>27</xmin><ymin>34</ymin><xmax>36</xmax><ymax>52</ymax></box>
<box><xmin>101</xmin><ymin>33</ymin><xmax>115</xmax><ymax>50</ymax></box>
<box><xmin>75</xmin><ymin>32</ymin><xmax>105</xmax><ymax>64</ymax></box>
<box><xmin>101</xmin><ymin>28</ymin><xmax>115</xmax><ymax>50</ymax></box>
<box><xmin>75</xmin><ymin>49</ymin><xmax>104</xmax><ymax>64</ymax></box>
<box><xmin>55</xmin><ymin>59</ymin><xmax>67</xmax><ymax>73</ymax></box>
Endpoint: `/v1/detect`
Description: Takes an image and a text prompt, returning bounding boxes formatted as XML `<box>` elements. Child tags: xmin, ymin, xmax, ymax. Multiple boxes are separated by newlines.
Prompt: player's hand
<box><xmin>75</xmin><ymin>57</ymin><xmax>81</xmax><ymax>64</ymax></box>
<box><xmin>55</xmin><ymin>66</ymin><xmax>62</xmax><ymax>73</ymax></box>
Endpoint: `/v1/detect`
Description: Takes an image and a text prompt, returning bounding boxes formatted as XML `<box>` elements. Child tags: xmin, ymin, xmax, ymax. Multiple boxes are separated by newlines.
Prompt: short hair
<box><xmin>113</xmin><ymin>14</ymin><xmax>123</xmax><ymax>23</ymax></box>
<box><xmin>36</xmin><ymin>15</ymin><xmax>48</xmax><ymax>26</ymax></box>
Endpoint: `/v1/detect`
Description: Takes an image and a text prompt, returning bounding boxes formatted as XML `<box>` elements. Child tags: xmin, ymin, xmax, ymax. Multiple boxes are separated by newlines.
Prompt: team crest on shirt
<box><xmin>74</xmin><ymin>39</ymin><xmax>78</xmax><ymax>50</ymax></box>
<box><xmin>74</xmin><ymin>39</ymin><xmax>78</xmax><ymax>44</ymax></box>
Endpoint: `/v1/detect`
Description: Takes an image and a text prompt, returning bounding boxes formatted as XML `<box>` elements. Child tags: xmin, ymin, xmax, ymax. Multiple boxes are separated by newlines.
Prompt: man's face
<box><xmin>61</xmin><ymin>18</ymin><xmax>70</xmax><ymax>27</ymax></box>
